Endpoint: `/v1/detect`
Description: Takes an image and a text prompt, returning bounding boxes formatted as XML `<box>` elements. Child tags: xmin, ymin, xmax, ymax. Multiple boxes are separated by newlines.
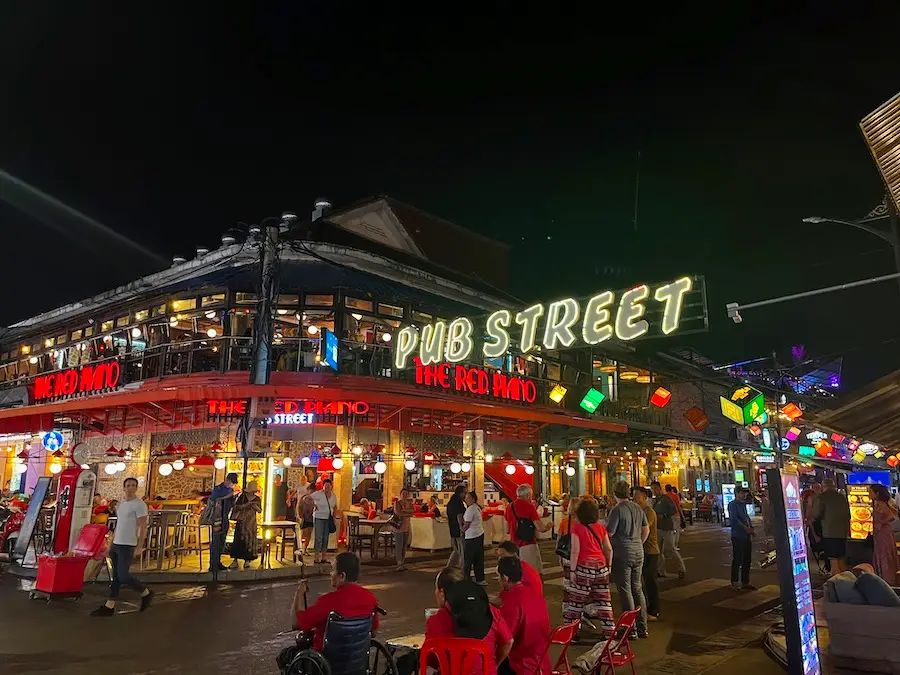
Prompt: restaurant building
<box><xmin>0</xmin><ymin>196</ymin><xmax>751</xmax><ymax>521</ymax></box>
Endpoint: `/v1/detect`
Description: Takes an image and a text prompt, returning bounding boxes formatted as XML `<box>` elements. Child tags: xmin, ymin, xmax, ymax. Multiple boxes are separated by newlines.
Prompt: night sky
<box><xmin>2</xmin><ymin>4</ymin><xmax>900</xmax><ymax>390</ymax></box>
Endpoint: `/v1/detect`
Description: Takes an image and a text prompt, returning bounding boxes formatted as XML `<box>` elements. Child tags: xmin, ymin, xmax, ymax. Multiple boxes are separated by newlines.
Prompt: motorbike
<box><xmin>0</xmin><ymin>506</ymin><xmax>25</xmax><ymax>555</ymax></box>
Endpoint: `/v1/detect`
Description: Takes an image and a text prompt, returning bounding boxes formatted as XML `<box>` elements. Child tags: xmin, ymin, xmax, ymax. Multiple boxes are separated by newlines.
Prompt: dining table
<box><xmin>360</xmin><ymin>517</ymin><xmax>393</xmax><ymax>559</ymax></box>
<box><xmin>258</xmin><ymin>520</ymin><xmax>297</xmax><ymax>566</ymax></box>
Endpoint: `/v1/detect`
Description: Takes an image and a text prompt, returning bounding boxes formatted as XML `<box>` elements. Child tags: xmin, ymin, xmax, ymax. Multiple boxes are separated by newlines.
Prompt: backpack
<box><xmin>199</xmin><ymin>498</ymin><xmax>222</xmax><ymax>527</ymax></box>
<box><xmin>513</xmin><ymin>503</ymin><xmax>537</xmax><ymax>542</ymax></box>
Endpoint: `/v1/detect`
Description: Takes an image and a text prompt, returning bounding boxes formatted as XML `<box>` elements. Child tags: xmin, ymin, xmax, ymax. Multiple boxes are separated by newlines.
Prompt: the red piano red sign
<box><xmin>33</xmin><ymin>361</ymin><xmax>121</xmax><ymax>402</ymax></box>
<box><xmin>206</xmin><ymin>399</ymin><xmax>369</xmax><ymax>418</ymax></box>
<box><xmin>413</xmin><ymin>358</ymin><xmax>537</xmax><ymax>404</ymax></box>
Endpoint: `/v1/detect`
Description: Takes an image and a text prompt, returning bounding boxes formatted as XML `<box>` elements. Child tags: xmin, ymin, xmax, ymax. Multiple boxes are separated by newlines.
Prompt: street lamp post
<box><xmin>802</xmin><ymin>200</ymin><xmax>900</xmax><ymax>300</ymax></box>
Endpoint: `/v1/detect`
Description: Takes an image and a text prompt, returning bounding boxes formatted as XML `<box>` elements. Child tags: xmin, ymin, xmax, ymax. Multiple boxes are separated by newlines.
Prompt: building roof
<box><xmin>812</xmin><ymin>367</ymin><xmax>900</xmax><ymax>447</ymax></box>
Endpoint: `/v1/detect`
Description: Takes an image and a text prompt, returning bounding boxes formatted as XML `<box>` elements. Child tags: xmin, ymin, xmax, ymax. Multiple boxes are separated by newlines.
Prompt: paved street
<box><xmin>0</xmin><ymin>522</ymin><xmax>785</xmax><ymax>674</ymax></box>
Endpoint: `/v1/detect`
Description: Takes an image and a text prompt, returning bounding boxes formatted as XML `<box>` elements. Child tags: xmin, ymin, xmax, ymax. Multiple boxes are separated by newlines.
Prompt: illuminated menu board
<box><xmin>768</xmin><ymin>469</ymin><xmax>820</xmax><ymax>675</ymax></box>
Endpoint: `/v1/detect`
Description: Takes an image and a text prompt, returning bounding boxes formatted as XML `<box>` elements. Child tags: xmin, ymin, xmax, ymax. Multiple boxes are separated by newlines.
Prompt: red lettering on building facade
<box><xmin>414</xmin><ymin>358</ymin><xmax>536</xmax><ymax>404</ymax></box>
<box><xmin>33</xmin><ymin>361</ymin><xmax>121</xmax><ymax>402</ymax></box>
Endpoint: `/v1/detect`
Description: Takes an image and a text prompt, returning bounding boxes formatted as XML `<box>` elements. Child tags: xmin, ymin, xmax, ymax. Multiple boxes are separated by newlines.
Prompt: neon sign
<box><xmin>413</xmin><ymin>358</ymin><xmax>537</xmax><ymax>403</ymax></box>
<box><xmin>206</xmin><ymin>399</ymin><xmax>369</xmax><ymax>420</ymax></box>
<box><xmin>33</xmin><ymin>361</ymin><xmax>121</xmax><ymax>401</ymax></box>
<box><xmin>394</xmin><ymin>276</ymin><xmax>704</xmax><ymax>368</ymax></box>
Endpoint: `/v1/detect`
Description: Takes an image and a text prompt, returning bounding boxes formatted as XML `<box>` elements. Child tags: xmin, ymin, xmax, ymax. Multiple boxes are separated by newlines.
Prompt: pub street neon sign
<box><xmin>414</xmin><ymin>358</ymin><xmax>537</xmax><ymax>403</ymax></box>
<box><xmin>33</xmin><ymin>361</ymin><xmax>122</xmax><ymax>402</ymax></box>
<box><xmin>395</xmin><ymin>277</ymin><xmax>697</xmax><ymax>369</ymax></box>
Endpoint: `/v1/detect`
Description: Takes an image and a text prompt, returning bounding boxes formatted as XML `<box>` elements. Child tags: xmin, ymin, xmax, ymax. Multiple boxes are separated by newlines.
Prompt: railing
<box><xmin>0</xmin><ymin>337</ymin><xmax>671</xmax><ymax>427</ymax></box>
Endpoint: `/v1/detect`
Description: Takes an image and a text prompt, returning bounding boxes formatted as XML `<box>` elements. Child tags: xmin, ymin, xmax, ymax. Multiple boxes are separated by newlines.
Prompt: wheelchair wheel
<box><xmin>285</xmin><ymin>649</ymin><xmax>331</xmax><ymax>675</ymax></box>
<box><xmin>368</xmin><ymin>639</ymin><xmax>399</xmax><ymax>675</ymax></box>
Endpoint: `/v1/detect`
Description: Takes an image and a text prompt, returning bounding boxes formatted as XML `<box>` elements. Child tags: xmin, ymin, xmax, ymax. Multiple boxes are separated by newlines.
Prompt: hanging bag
<box><xmin>326</xmin><ymin>494</ymin><xmax>337</xmax><ymax>534</ymax></box>
<box><xmin>555</xmin><ymin>516</ymin><xmax>572</xmax><ymax>559</ymax></box>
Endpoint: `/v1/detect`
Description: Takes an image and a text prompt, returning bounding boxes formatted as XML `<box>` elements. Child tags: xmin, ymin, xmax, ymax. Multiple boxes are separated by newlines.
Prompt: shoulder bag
<box><xmin>327</xmin><ymin>495</ymin><xmax>337</xmax><ymax>534</ymax></box>
<box><xmin>555</xmin><ymin>516</ymin><xmax>572</xmax><ymax>560</ymax></box>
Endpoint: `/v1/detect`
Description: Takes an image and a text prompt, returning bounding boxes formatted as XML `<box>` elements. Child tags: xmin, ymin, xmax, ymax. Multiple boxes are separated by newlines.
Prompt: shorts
<box><xmin>301</xmin><ymin>520</ymin><xmax>314</xmax><ymax>529</ymax></box>
<box><xmin>821</xmin><ymin>537</ymin><xmax>846</xmax><ymax>560</ymax></box>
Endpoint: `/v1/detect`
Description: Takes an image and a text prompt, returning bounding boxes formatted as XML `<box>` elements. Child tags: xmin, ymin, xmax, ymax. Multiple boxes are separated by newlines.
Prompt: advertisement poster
<box><xmin>769</xmin><ymin>469</ymin><xmax>820</xmax><ymax>675</ymax></box>
<box><xmin>722</xmin><ymin>483</ymin><xmax>736</xmax><ymax>524</ymax></box>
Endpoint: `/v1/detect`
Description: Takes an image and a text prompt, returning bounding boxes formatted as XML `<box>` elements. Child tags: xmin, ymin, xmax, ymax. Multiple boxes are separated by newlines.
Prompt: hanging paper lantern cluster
<box><xmin>720</xmin><ymin>384</ymin><xmax>765</xmax><ymax>425</ymax></box>
<box><xmin>852</xmin><ymin>451</ymin><xmax>866</xmax><ymax>463</ymax></box>
<box><xmin>649</xmin><ymin>387</ymin><xmax>672</xmax><ymax>408</ymax></box>
<box><xmin>887</xmin><ymin>455</ymin><xmax>899</xmax><ymax>468</ymax></box>
<box><xmin>815</xmin><ymin>439</ymin><xmax>833</xmax><ymax>457</ymax></box>
<box><xmin>782</xmin><ymin>403</ymin><xmax>803</xmax><ymax>420</ymax></box>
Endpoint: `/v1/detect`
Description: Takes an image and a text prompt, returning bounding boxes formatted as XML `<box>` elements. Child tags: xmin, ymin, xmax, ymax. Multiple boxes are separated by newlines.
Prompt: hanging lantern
<box><xmin>815</xmin><ymin>440</ymin><xmax>832</xmax><ymax>457</ymax></box>
<box><xmin>282</xmin><ymin>457</ymin><xmax>293</xmax><ymax>467</ymax></box>
<box><xmin>549</xmin><ymin>384</ymin><xmax>568</xmax><ymax>403</ymax></box>
<box><xmin>158</xmin><ymin>463</ymin><xmax>173</xmax><ymax>476</ymax></box>
<box><xmin>332</xmin><ymin>457</ymin><xmax>344</xmax><ymax>470</ymax></box>
<box><xmin>684</xmin><ymin>407</ymin><xmax>710</xmax><ymax>432</ymax></box>
<box><xmin>748</xmin><ymin>424</ymin><xmax>762</xmax><ymax>437</ymax></box>
<box><xmin>301</xmin><ymin>456</ymin><xmax>311</xmax><ymax>466</ymax></box>
<box><xmin>887</xmin><ymin>455</ymin><xmax>899</xmax><ymax>468</ymax></box>
<box><xmin>831</xmin><ymin>433</ymin><xmax>845</xmax><ymax>443</ymax></box>
<box><xmin>852</xmin><ymin>451</ymin><xmax>866</xmax><ymax>463</ymax></box>
<box><xmin>461</xmin><ymin>462</ymin><xmax>471</xmax><ymax>473</ymax></box>
<box><xmin>525</xmin><ymin>465</ymin><xmax>535</xmax><ymax>475</ymax></box>
<box><xmin>105</xmin><ymin>445</ymin><xmax>120</xmax><ymax>457</ymax></box>
<box><xmin>720</xmin><ymin>384</ymin><xmax>765</xmax><ymax>425</ymax></box>
<box><xmin>449</xmin><ymin>462</ymin><xmax>462</xmax><ymax>474</ymax></box>
<box><xmin>16</xmin><ymin>449</ymin><xmax>29</xmax><ymax>461</ymax></box>
<box><xmin>49</xmin><ymin>462</ymin><xmax>62</xmax><ymax>475</ymax></box>
<box><xmin>565</xmin><ymin>466</ymin><xmax>576</xmax><ymax>477</ymax></box>
<box><xmin>210</xmin><ymin>441</ymin><xmax>223</xmax><ymax>452</ymax></box>
<box><xmin>172</xmin><ymin>459</ymin><xmax>185</xmax><ymax>471</ymax></box>
<box><xmin>404</xmin><ymin>459</ymin><xmax>416</xmax><ymax>471</ymax></box>
<box><xmin>330</xmin><ymin>444</ymin><xmax>342</xmax><ymax>456</ymax></box>
<box><xmin>847</xmin><ymin>439</ymin><xmax>860</xmax><ymax>452</ymax></box>
<box><xmin>505</xmin><ymin>464</ymin><xmax>516</xmax><ymax>475</ymax></box>
<box><xmin>484</xmin><ymin>453</ymin><xmax>493</xmax><ymax>463</ymax></box>
<box><xmin>649</xmin><ymin>387</ymin><xmax>672</xmax><ymax>408</ymax></box>
<box><xmin>176</xmin><ymin>444</ymin><xmax>187</xmax><ymax>454</ymax></box>
<box><xmin>193</xmin><ymin>455</ymin><xmax>215</xmax><ymax>467</ymax></box>
<box><xmin>782</xmin><ymin>403</ymin><xmax>803</xmax><ymax>420</ymax></box>
<box><xmin>374</xmin><ymin>461</ymin><xmax>387</xmax><ymax>474</ymax></box>
<box><xmin>214</xmin><ymin>457</ymin><xmax>227</xmax><ymax>470</ymax></box>
<box><xmin>164</xmin><ymin>443</ymin><xmax>178</xmax><ymax>455</ymax></box>
<box><xmin>784</xmin><ymin>427</ymin><xmax>801</xmax><ymax>442</ymax></box>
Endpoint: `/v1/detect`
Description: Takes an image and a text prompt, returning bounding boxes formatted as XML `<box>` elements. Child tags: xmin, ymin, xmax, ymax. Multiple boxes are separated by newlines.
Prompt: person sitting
<box><xmin>426</xmin><ymin>567</ymin><xmax>513</xmax><ymax>675</ymax></box>
<box><xmin>497</xmin><ymin>556</ymin><xmax>551</xmax><ymax>675</ymax></box>
<box><xmin>497</xmin><ymin>541</ymin><xmax>543</xmax><ymax>595</ymax></box>
<box><xmin>291</xmin><ymin>552</ymin><xmax>379</xmax><ymax>652</ymax></box>
<box><xmin>427</xmin><ymin>495</ymin><xmax>441</xmax><ymax>518</ymax></box>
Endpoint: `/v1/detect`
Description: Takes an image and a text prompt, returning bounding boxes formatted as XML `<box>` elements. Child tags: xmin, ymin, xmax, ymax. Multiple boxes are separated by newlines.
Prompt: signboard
<box><xmin>13</xmin><ymin>477</ymin><xmax>52</xmax><ymax>563</ymax></box>
<box><xmin>734</xmin><ymin>470</ymin><xmax>744</xmax><ymax>482</ymax></box>
<box><xmin>206</xmin><ymin>399</ymin><xmax>369</xmax><ymax>423</ymax></box>
<box><xmin>32</xmin><ymin>360</ymin><xmax>121</xmax><ymax>402</ymax></box>
<box><xmin>321</xmin><ymin>328</ymin><xmax>339</xmax><ymax>371</ymax></box>
<box><xmin>755</xmin><ymin>453</ymin><xmax>776</xmax><ymax>464</ymax></box>
<box><xmin>720</xmin><ymin>384</ymin><xmax>765</xmax><ymax>425</ymax></box>
<box><xmin>798</xmin><ymin>445</ymin><xmax>815</xmax><ymax>457</ymax></box>
<box><xmin>722</xmin><ymin>483</ymin><xmax>736</xmax><ymax>524</ymax></box>
<box><xmin>412</xmin><ymin>358</ymin><xmax>537</xmax><ymax>404</ymax></box>
<box><xmin>695</xmin><ymin>478</ymin><xmax>702</xmax><ymax>492</ymax></box>
<box><xmin>848</xmin><ymin>484</ymin><xmax>873</xmax><ymax>540</ymax></box>
<box><xmin>848</xmin><ymin>471</ymin><xmax>891</xmax><ymax>486</ymax></box>
<box><xmin>767</xmin><ymin>468</ymin><xmax>820</xmax><ymax>675</ymax></box>
<box><xmin>394</xmin><ymin>276</ymin><xmax>707</xmax><ymax>368</ymax></box>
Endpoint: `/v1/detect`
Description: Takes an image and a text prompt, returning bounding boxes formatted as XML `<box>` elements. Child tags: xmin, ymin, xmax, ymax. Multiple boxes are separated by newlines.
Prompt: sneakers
<box><xmin>731</xmin><ymin>582</ymin><xmax>742</xmax><ymax>591</ymax></box>
<box><xmin>140</xmin><ymin>590</ymin><xmax>154</xmax><ymax>612</ymax></box>
<box><xmin>636</xmin><ymin>629</ymin><xmax>650</xmax><ymax>639</ymax></box>
<box><xmin>91</xmin><ymin>605</ymin><xmax>115</xmax><ymax>617</ymax></box>
<box><xmin>741</xmin><ymin>583</ymin><xmax>758</xmax><ymax>591</ymax></box>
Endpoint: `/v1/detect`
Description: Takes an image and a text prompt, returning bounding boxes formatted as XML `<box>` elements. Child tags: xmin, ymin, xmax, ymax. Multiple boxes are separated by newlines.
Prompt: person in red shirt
<box><xmin>505</xmin><ymin>484</ymin><xmax>551</xmax><ymax>573</ymax></box>
<box><xmin>497</xmin><ymin>541</ymin><xmax>543</xmax><ymax>595</ymax></box>
<box><xmin>498</xmin><ymin>556</ymin><xmax>551</xmax><ymax>675</ymax></box>
<box><xmin>292</xmin><ymin>552</ymin><xmax>379</xmax><ymax>652</ymax></box>
<box><xmin>665</xmin><ymin>485</ymin><xmax>686</xmax><ymax>549</ymax></box>
<box><xmin>426</xmin><ymin>567</ymin><xmax>513</xmax><ymax>675</ymax></box>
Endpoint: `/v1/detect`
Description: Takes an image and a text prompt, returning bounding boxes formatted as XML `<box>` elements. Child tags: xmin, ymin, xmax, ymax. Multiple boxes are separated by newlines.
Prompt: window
<box><xmin>84</xmin><ymin>327</ymin><xmax>94</xmax><ymax>337</ymax></box>
<box><xmin>201</xmin><ymin>294</ymin><xmax>225</xmax><ymax>307</ymax></box>
<box><xmin>56</xmin><ymin>334</ymin><xmax>66</xmax><ymax>345</ymax></box>
<box><xmin>134</xmin><ymin>309</ymin><xmax>149</xmax><ymax>322</ymax></box>
<box><xmin>116</xmin><ymin>315</ymin><xmax>130</xmax><ymax>328</ymax></box>
<box><xmin>151</xmin><ymin>304</ymin><xmax>166</xmax><ymax>317</ymax></box>
<box><xmin>100</xmin><ymin>320</ymin><xmax>114</xmax><ymax>332</ymax></box>
<box><xmin>345</xmin><ymin>297</ymin><xmax>374</xmax><ymax>312</ymax></box>
<box><xmin>171</xmin><ymin>298</ymin><xmax>197</xmax><ymax>312</ymax></box>
<box><xmin>378</xmin><ymin>303</ymin><xmax>404</xmax><ymax>318</ymax></box>
<box><xmin>304</xmin><ymin>294</ymin><xmax>333</xmax><ymax>307</ymax></box>
<box><xmin>235</xmin><ymin>292</ymin><xmax>257</xmax><ymax>304</ymax></box>
<box><xmin>43</xmin><ymin>338</ymin><xmax>55</xmax><ymax>349</ymax></box>
<box><xmin>411</xmin><ymin>311</ymin><xmax>432</xmax><ymax>324</ymax></box>
<box><xmin>71</xmin><ymin>329</ymin><xmax>83</xmax><ymax>340</ymax></box>
<box><xmin>277</xmin><ymin>294</ymin><xmax>299</xmax><ymax>306</ymax></box>
<box><xmin>30</xmin><ymin>343</ymin><xmax>40</xmax><ymax>355</ymax></box>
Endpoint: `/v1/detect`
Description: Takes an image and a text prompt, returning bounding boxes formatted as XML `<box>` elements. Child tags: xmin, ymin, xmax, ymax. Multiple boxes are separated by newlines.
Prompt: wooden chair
<box><xmin>347</xmin><ymin>514</ymin><xmax>376</xmax><ymax>557</ymax></box>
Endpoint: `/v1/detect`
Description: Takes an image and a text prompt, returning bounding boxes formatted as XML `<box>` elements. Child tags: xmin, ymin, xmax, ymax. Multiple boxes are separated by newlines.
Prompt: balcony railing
<box><xmin>0</xmin><ymin>337</ymin><xmax>671</xmax><ymax>427</ymax></box>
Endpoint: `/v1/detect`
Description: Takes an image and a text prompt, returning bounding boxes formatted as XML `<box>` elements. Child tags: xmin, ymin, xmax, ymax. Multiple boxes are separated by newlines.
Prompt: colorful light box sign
<box><xmin>720</xmin><ymin>384</ymin><xmax>765</xmax><ymax>425</ymax></box>
<box><xmin>393</xmin><ymin>276</ymin><xmax>707</xmax><ymax>368</ymax></box>
<box><xmin>798</xmin><ymin>445</ymin><xmax>815</xmax><ymax>457</ymax></box>
<box><xmin>579</xmin><ymin>388</ymin><xmax>606</xmax><ymax>413</ymax></box>
<box><xmin>650</xmin><ymin>387</ymin><xmax>671</xmax><ymax>408</ymax></box>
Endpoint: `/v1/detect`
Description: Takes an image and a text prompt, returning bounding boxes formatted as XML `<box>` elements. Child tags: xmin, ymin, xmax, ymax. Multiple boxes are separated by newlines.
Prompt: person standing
<box><xmin>665</xmin><ymin>485</ymin><xmax>685</xmax><ymax>550</ymax></box>
<box><xmin>91</xmin><ymin>477</ymin><xmax>152</xmax><ymax>616</ymax></box>
<box><xmin>207</xmin><ymin>472</ymin><xmax>238</xmax><ymax>573</ymax></box>
<box><xmin>812</xmin><ymin>478</ymin><xmax>851</xmax><ymax>573</ymax></box>
<box><xmin>446</xmin><ymin>484</ymin><xmax>466</xmax><ymax>569</ymax></box>
<box><xmin>868</xmin><ymin>484</ymin><xmax>898</xmax><ymax>583</ymax></box>
<box><xmin>392</xmin><ymin>487</ymin><xmax>415</xmax><ymax>571</ymax></box>
<box><xmin>311</xmin><ymin>478</ymin><xmax>338</xmax><ymax>566</ymax></box>
<box><xmin>505</xmin><ymin>484</ymin><xmax>551</xmax><ymax>574</ymax></box>
<box><xmin>462</xmin><ymin>491</ymin><xmax>486</xmax><ymax>585</ymax></box>
<box><xmin>651</xmin><ymin>481</ymin><xmax>686</xmax><ymax>579</ymax></box>
<box><xmin>605</xmin><ymin>481</ymin><xmax>649</xmax><ymax>639</ymax></box>
<box><xmin>634</xmin><ymin>487</ymin><xmax>660</xmax><ymax>620</ymax></box>
<box><xmin>229</xmin><ymin>481</ymin><xmax>262</xmax><ymax>570</ymax></box>
<box><xmin>297</xmin><ymin>483</ymin><xmax>315</xmax><ymax>561</ymax></box>
<box><xmin>728</xmin><ymin>487</ymin><xmax>756</xmax><ymax>591</ymax></box>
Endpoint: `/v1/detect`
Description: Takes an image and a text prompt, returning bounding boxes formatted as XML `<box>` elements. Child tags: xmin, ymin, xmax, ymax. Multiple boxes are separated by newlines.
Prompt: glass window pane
<box><xmin>134</xmin><ymin>309</ymin><xmax>150</xmax><ymax>322</ymax></box>
<box><xmin>235</xmin><ymin>292</ymin><xmax>257</xmax><ymax>304</ymax></box>
<box><xmin>378</xmin><ymin>303</ymin><xmax>404</xmax><ymax>318</ymax></box>
<box><xmin>411</xmin><ymin>311</ymin><xmax>432</xmax><ymax>323</ymax></box>
<box><xmin>345</xmin><ymin>297</ymin><xmax>374</xmax><ymax>312</ymax></box>
<box><xmin>71</xmin><ymin>329</ymin><xmax>83</xmax><ymax>340</ymax></box>
<box><xmin>116</xmin><ymin>315</ymin><xmax>130</xmax><ymax>327</ymax></box>
<box><xmin>100</xmin><ymin>320</ymin><xmax>114</xmax><ymax>332</ymax></box>
<box><xmin>151</xmin><ymin>304</ymin><xmax>167</xmax><ymax>317</ymax></box>
<box><xmin>201</xmin><ymin>293</ymin><xmax>226</xmax><ymax>307</ymax></box>
<box><xmin>84</xmin><ymin>327</ymin><xmax>94</xmax><ymax>337</ymax></box>
<box><xmin>277</xmin><ymin>294</ymin><xmax>299</xmax><ymax>306</ymax></box>
<box><xmin>304</xmin><ymin>294</ymin><xmax>333</xmax><ymax>307</ymax></box>
<box><xmin>56</xmin><ymin>334</ymin><xmax>66</xmax><ymax>345</ymax></box>
<box><xmin>171</xmin><ymin>298</ymin><xmax>197</xmax><ymax>312</ymax></box>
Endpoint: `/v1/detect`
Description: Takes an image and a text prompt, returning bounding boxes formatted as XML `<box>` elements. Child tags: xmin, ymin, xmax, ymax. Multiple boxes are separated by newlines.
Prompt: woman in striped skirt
<box><xmin>562</xmin><ymin>498</ymin><xmax>615</xmax><ymax>638</ymax></box>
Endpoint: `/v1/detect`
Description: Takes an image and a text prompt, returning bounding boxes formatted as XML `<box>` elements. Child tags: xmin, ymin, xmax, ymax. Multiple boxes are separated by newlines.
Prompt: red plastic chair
<box><xmin>592</xmin><ymin>608</ymin><xmax>641</xmax><ymax>675</ymax></box>
<box><xmin>419</xmin><ymin>637</ymin><xmax>491</xmax><ymax>675</ymax></box>
<box><xmin>537</xmin><ymin>619</ymin><xmax>581</xmax><ymax>675</ymax></box>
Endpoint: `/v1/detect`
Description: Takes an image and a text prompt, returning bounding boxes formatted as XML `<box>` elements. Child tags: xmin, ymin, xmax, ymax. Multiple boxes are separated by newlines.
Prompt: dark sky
<box><xmin>2</xmin><ymin>3</ymin><xmax>900</xmax><ymax>389</ymax></box>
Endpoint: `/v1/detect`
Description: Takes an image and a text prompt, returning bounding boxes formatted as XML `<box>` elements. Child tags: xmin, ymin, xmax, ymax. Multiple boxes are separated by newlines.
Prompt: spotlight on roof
<box><xmin>248</xmin><ymin>225</ymin><xmax>262</xmax><ymax>236</ymax></box>
<box><xmin>221</xmin><ymin>234</ymin><xmax>236</xmax><ymax>246</ymax></box>
<box><xmin>196</xmin><ymin>246</ymin><xmax>210</xmax><ymax>257</ymax></box>
<box><xmin>312</xmin><ymin>198</ymin><xmax>332</xmax><ymax>221</ymax></box>
<box><xmin>172</xmin><ymin>255</ymin><xmax>187</xmax><ymax>266</ymax></box>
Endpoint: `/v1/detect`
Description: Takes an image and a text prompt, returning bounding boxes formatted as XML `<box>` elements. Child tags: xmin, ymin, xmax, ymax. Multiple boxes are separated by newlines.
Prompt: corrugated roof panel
<box><xmin>861</xmin><ymin>92</ymin><xmax>900</xmax><ymax>213</ymax></box>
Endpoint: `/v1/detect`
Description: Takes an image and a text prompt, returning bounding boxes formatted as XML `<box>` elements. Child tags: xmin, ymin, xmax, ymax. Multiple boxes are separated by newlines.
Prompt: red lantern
<box><xmin>748</xmin><ymin>424</ymin><xmax>762</xmax><ymax>437</ymax></box>
<box><xmin>831</xmin><ymin>433</ymin><xmax>845</xmax><ymax>443</ymax></box>
<box><xmin>163</xmin><ymin>443</ymin><xmax>178</xmax><ymax>455</ymax></box>
<box><xmin>105</xmin><ymin>445</ymin><xmax>119</xmax><ymax>457</ymax></box>
<box><xmin>887</xmin><ymin>455</ymin><xmax>899</xmax><ymax>468</ymax></box>
<box><xmin>815</xmin><ymin>440</ymin><xmax>832</xmax><ymax>457</ymax></box>
<box><xmin>684</xmin><ymin>407</ymin><xmax>709</xmax><ymax>432</ymax></box>
<box><xmin>649</xmin><ymin>387</ymin><xmax>672</xmax><ymax>408</ymax></box>
<box><xmin>782</xmin><ymin>403</ymin><xmax>802</xmax><ymax>420</ymax></box>
<box><xmin>210</xmin><ymin>441</ymin><xmax>223</xmax><ymax>452</ymax></box>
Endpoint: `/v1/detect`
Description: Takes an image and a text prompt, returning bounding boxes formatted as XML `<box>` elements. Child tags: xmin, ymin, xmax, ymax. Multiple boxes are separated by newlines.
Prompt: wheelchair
<box><xmin>280</xmin><ymin>606</ymin><xmax>399</xmax><ymax>675</ymax></box>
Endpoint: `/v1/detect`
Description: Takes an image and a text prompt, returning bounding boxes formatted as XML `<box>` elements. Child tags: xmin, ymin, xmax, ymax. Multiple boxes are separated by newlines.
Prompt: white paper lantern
<box><xmin>206</xmin><ymin>328</ymin><xmax>218</xmax><ymax>338</ymax></box>
<box><xmin>374</xmin><ymin>461</ymin><xmax>387</xmax><ymax>474</ymax></box>
<box><xmin>505</xmin><ymin>464</ymin><xmax>516</xmax><ymax>475</ymax></box>
<box><xmin>565</xmin><ymin>466</ymin><xmax>576</xmax><ymax>477</ymax></box>
<box><xmin>104</xmin><ymin>463</ymin><xmax>118</xmax><ymax>475</ymax></box>
<box><xmin>461</xmin><ymin>462</ymin><xmax>471</xmax><ymax>473</ymax></box>
<box><xmin>116</xmin><ymin>462</ymin><xmax>126</xmax><ymax>472</ymax></box>
<box><xmin>449</xmin><ymin>462</ymin><xmax>462</xmax><ymax>474</ymax></box>
<box><xmin>525</xmin><ymin>465</ymin><xmax>535</xmax><ymax>475</ymax></box>
<box><xmin>484</xmin><ymin>453</ymin><xmax>493</xmax><ymax>463</ymax></box>
<box><xmin>282</xmin><ymin>456</ymin><xmax>293</xmax><ymax>467</ymax></box>
<box><xmin>172</xmin><ymin>459</ymin><xmax>185</xmax><ymax>471</ymax></box>
<box><xmin>158</xmin><ymin>463</ymin><xmax>173</xmax><ymax>476</ymax></box>
<box><xmin>49</xmin><ymin>462</ymin><xmax>62</xmax><ymax>474</ymax></box>
<box><xmin>332</xmin><ymin>457</ymin><xmax>344</xmax><ymax>470</ymax></box>
<box><xmin>404</xmin><ymin>459</ymin><xmax>416</xmax><ymax>471</ymax></box>
<box><xmin>301</xmin><ymin>456</ymin><xmax>311</xmax><ymax>466</ymax></box>
<box><xmin>214</xmin><ymin>458</ymin><xmax>227</xmax><ymax>470</ymax></box>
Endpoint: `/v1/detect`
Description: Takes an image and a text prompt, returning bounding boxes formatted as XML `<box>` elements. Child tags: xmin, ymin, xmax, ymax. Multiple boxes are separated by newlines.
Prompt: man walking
<box><xmin>606</xmin><ymin>480</ymin><xmax>650</xmax><ymax>638</ymax></box>
<box><xmin>446</xmin><ymin>485</ymin><xmax>466</xmax><ymax>569</ymax></box>
<box><xmin>665</xmin><ymin>484</ymin><xmax>685</xmax><ymax>550</ymax></box>
<box><xmin>634</xmin><ymin>487</ymin><xmax>660</xmax><ymax>620</ymax></box>
<box><xmin>651</xmin><ymin>481</ymin><xmax>686</xmax><ymax>579</ymax></box>
<box><xmin>207</xmin><ymin>472</ymin><xmax>238</xmax><ymax>573</ymax></box>
<box><xmin>505</xmin><ymin>484</ymin><xmax>550</xmax><ymax>573</ymax></box>
<box><xmin>91</xmin><ymin>477</ymin><xmax>152</xmax><ymax>616</ymax></box>
<box><xmin>812</xmin><ymin>478</ymin><xmax>851</xmax><ymax>573</ymax></box>
<box><xmin>728</xmin><ymin>487</ymin><xmax>756</xmax><ymax>590</ymax></box>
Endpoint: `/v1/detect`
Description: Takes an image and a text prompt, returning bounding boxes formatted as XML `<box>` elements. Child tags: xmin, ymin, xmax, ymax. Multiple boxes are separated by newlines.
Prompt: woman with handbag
<box><xmin>561</xmin><ymin>497</ymin><xmax>615</xmax><ymax>639</ymax></box>
<box><xmin>311</xmin><ymin>479</ymin><xmax>338</xmax><ymax>566</ymax></box>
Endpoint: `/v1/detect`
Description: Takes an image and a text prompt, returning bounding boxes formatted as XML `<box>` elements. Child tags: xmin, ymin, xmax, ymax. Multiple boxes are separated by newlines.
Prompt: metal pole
<box><xmin>889</xmin><ymin>202</ymin><xmax>900</xmax><ymax>303</ymax></box>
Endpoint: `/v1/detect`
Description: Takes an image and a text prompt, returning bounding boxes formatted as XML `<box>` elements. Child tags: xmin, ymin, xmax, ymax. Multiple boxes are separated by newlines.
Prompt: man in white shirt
<box><xmin>462</xmin><ymin>491</ymin><xmax>486</xmax><ymax>585</ymax></box>
<box><xmin>92</xmin><ymin>477</ymin><xmax>153</xmax><ymax>616</ymax></box>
